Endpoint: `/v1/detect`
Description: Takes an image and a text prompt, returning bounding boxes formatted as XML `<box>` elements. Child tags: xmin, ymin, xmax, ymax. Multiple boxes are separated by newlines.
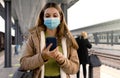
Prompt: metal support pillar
<box><xmin>18</xmin><ymin>27</ymin><xmax>22</xmax><ymax>45</ymax></box>
<box><xmin>15</xmin><ymin>20</ymin><xmax>19</xmax><ymax>45</ymax></box>
<box><xmin>14</xmin><ymin>20</ymin><xmax>19</xmax><ymax>55</ymax></box>
<box><xmin>15</xmin><ymin>20</ymin><xmax>23</xmax><ymax>53</ymax></box>
<box><xmin>107</xmin><ymin>32</ymin><xmax>109</xmax><ymax>44</ymax></box>
<box><xmin>111</xmin><ymin>31</ymin><xmax>113</xmax><ymax>46</ymax></box>
<box><xmin>93</xmin><ymin>33</ymin><xmax>98</xmax><ymax>45</ymax></box>
<box><xmin>61</xmin><ymin>3</ymin><xmax>68</xmax><ymax>23</ymax></box>
<box><xmin>4</xmin><ymin>0</ymin><xmax>12</xmax><ymax>67</ymax></box>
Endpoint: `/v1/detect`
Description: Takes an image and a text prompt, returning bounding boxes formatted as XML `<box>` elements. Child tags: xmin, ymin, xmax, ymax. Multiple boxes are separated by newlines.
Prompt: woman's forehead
<box><xmin>44</xmin><ymin>7</ymin><xmax>59</xmax><ymax>14</ymax></box>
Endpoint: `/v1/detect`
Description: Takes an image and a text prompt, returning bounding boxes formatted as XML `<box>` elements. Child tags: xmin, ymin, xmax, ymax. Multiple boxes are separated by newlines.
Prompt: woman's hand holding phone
<box><xmin>41</xmin><ymin>43</ymin><xmax>53</xmax><ymax>62</ymax></box>
<box><xmin>42</xmin><ymin>43</ymin><xmax>65</xmax><ymax>64</ymax></box>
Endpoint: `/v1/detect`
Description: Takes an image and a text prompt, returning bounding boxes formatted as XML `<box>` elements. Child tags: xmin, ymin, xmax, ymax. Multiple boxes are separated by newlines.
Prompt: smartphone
<box><xmin>46</xmin><ymin>37</ymin><xmax>57</xmax><ymax>51</ymax></box>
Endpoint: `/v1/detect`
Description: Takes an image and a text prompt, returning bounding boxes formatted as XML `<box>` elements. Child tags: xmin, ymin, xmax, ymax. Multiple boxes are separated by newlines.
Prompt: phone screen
<box><xmin>46</xmin><ymin>37</ymin><xmax>57</xmax><ymax>51</ymax></box>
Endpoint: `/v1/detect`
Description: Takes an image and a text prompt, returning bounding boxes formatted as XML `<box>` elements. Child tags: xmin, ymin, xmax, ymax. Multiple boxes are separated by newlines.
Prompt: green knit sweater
<box><xmin>45</xmin><ymin>46</ymin><xmax>62</xmax><ymax>76</ymax></box>
<box><xmin>45</xmin><ymin>58</ymin><xmax>60</xmax><ymax>76</ymax></box>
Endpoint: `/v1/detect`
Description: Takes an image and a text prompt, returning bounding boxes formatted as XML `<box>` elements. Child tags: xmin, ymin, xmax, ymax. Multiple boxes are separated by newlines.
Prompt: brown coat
<box><xmin>20</xmin><ymin>27</ymin><xmax>79</xmax><ymax>78</ymax></box>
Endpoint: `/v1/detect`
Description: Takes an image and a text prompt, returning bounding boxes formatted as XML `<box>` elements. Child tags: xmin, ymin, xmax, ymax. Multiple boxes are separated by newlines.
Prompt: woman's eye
<box><xmin>45</xmin><ymin>15</ymin><xmax>50</xmax><ymax>18</ymax></box>
<box><xmin>44</xmin><ymin>14</ymin><xmax>50</xmax><ymax>18</ymax></box>
<box><xmin>53</xmin><ymin>15</ymin><xmax>58</xmax><ymax>17</ymax></box>
<box><xmin>53</xmin><ymin>16</ymin><xmax>58</xmax><ymax>18</ymax></box>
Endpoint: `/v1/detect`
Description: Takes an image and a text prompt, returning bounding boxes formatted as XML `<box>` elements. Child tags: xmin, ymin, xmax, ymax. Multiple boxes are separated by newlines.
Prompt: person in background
<box><xmin>76</xmin><ymin>31</ymin><xmax>92</xmax><ymax>78</ymax></box>
<box><xmin>14</xmin><ymin>45</ymin><xmax>19</xmax><ymax>55</ymax></box>
<box><xmin>20</xmin><ymin>2</ymin><xmax>79</xmax><ymax>78</ymax></box>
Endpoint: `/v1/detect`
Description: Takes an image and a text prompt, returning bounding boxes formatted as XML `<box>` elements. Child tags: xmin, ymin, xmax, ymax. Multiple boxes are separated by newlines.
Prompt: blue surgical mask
<box><xmin>44</xmin><ymin>18</ymin><xmax>60</xmax><ymax>30</ymax></box>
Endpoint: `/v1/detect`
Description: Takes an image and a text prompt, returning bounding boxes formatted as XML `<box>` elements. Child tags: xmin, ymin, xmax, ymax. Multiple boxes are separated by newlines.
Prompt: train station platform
<box><xmin>0</xmin><ymin>46</ymin><xmax>120</xmax><ymax>78</ymax></box>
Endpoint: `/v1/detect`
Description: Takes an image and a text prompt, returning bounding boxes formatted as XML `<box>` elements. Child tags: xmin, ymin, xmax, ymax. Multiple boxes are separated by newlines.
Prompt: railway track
<box><xmin>0</xmin><ymin>48</ymin><xmax>120</xmax><ymax>69</ymax></box>
<box><xmin>89</xmin><ymin>50</ymin><xmax>120</xmax><ymax>70</ymax></box>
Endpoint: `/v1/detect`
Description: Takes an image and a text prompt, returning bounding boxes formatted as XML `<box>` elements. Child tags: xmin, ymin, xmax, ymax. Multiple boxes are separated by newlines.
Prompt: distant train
<box><xmin>88</xmin><ymin>30</ymin><xmax>120</xmax><ymax>45</ymax></box>
<box><xmin>0</xmin><ymin>31</ymin><xmax>15</xmax><ymax>51</ymax></box>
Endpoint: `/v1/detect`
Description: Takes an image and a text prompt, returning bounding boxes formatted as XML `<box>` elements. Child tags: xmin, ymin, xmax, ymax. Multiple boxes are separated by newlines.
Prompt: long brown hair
<box><xmin>36</xmin><ymin>2</ymin><xmax>78</xmax><ymax>49</ymax></box>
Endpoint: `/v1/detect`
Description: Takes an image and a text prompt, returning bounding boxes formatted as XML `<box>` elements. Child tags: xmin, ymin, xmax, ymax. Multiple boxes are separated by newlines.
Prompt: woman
<box><xmin>20</xmin><ymin>2</ymin><xmax>79</xmax><ymax>78</ymax></box>
<box><xmin>76</xmin><ymin>31</ymin><xmax>92</xmax><ymax>78</ymax></box>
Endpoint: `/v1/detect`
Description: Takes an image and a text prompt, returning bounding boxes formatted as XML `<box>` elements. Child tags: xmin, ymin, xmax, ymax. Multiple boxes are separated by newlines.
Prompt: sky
<box><xmin>68</xmin><ymin>0</ymin><xmax>120</xmax><ymax>30</ymax></box>
<box><xmin>0</xmin><ymin>0</ymin><xmax>5</xmax><ymax>32</ymax></box>
<box><xmin>0</xmin><ymin>16</ymin><xmax>5</xmax><ymax>32</ymax></box>
<box><xmin>1</xmin><ymin>0</ymin><xmax>120</xmax><ymax>33</ymax></box>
